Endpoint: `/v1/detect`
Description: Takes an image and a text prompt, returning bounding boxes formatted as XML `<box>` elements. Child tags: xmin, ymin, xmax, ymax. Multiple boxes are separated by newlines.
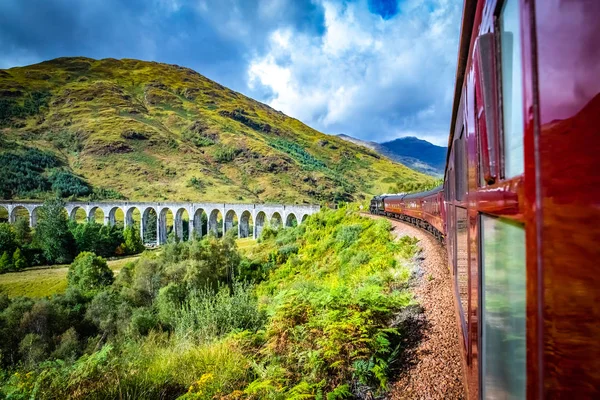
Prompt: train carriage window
<box><xmin>480</xmin><ymin>215</ymin><xmax>526</xmax><ymax>398</ymax></box>
<box><xmin>498</xmin><ymin>0</ymin><xmax>524</xmax><ymax>178</ymax></box>
<box><xmin>456</xmin><ymin>207</ymin><xmax>469</xmax><ymax>341</ymax></box>
<box><xmin>454</xmin><ymin>128</ymin><xmax>467</xmax><ymax>201</ymax></box>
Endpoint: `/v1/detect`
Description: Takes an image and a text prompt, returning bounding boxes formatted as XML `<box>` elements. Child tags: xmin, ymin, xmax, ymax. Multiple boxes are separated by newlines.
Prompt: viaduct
<box><xmin>0</xmin><ymin>201</ymin><xmax>320</xmax><ymax>245</ymax></box>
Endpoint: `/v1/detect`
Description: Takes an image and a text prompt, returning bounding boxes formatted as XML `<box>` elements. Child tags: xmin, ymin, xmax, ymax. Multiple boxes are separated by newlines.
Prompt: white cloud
<box><xmin>247</xmin><ymin>0</ymin><xmax>461</xmax><ymax>145</ymax></box>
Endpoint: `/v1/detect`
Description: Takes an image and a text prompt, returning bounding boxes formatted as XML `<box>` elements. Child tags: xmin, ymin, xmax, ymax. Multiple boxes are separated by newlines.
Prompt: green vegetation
<box><xmin>0</xmin><ymin>199</ymin><xmax>145</xmax><ymax>273</ymax></box>
<box><xmin>0</xmin><ymin>57</ymin><xmax>436</xmax><ymax>203</ymax></box>
<box><xmin>0</xmin><ymin>208</ymin><xmax>419</xmax><ymax>398</ymax></box>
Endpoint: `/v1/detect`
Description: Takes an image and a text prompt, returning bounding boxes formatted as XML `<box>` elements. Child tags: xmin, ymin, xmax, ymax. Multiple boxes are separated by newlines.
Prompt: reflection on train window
<box><xmin>481</xmin><ymin>215</ymin><xmax>526</xmax><ymax>399</ymax></box>
<box><xmin>499</xmin><ymin>0</ymin><xmax>524</xmax><ymax>178</ymax></box>
<box><xmin>455</xmin><ymin>207</ymin><xmax>469</xmax><ymax>337</ymax></box>
<box><xmin>454</xmin><ymin>128</ymin><xmax>467</xmax><ymax>201</ymax></box>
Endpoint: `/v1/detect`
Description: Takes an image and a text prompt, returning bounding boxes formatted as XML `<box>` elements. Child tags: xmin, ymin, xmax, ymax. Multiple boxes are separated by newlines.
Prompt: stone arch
<box><xmin>192</xmin><ymin>208</ymin><xmax>208</xmax><ymax>239</ymax></box>
<box><xmin>209</xmin><ymin>209</ymin><xmax>223</xmax><ymax>237</ymax></box>
<box><xmin>108</xmin><ymin>207</ymin><xmax>125</xmax><ymax>228</ymax></box>
<box><xmin>126</xmin><ymin>207</ymin><xmax>142</xmax><ymax>229</ymax></box>
<box><xmin>224</xmin><ymin>210</ymin><xmax>238</xmax><ymax>237</ymax></box>
<box><xmin>301</xmin><ymin>214</ymin><xmax>309</xmax><ymax>223</ymax></box>
<box><xmin>0</xmin><ymin>205</ymin><xmax>8</xmax><ymax>223</ymax></box>
<box><xmin>70</xmin><ymin>206</ymin><xmax>87</xmax><ymax>223</ymax></box>
<box><xmin>174</xmin><ymin>208</ymin><xmax>190</xmax><ymax>241</ymax></box>
<box><xmin>255</xmin><ymin>211</ymin><xmax>267</xmax><ymax>238</ymax></box>
<box><xmin>240</xmin><ymin>210</ymin><xmax>254</xmax><ymax>239</ymax></box>
<box><xmin>88</xmin><ymin>207</ymin><xmax>105</xmax><ymax>224</ymax></box>
<box><xmin>142</xmin><ymin>207</ymin><xmax>158</xmax><ymax>245</ymax></box>
<box><xmin>30</xmin><ymin>206</ymin><xmax>41</xmax><ymax>227</ymax></box>
<box><xmin>270</xmin><ymin>212</ymin><xmax>282</xmax><ymax>229</ymax></box>
<box><xmin>10</xmin><ymin>206</ymin><xmax>30</xmax><ymax>225</ymax></box>
<box><xmin>285</xmin><ymin>213</ymin><xmax>298</xmax><ymax>227</ymax></box>
<box><xmin>158</xmin><ymin>207</ymin><xmax>175</xmax><ymax>244</ymax></box>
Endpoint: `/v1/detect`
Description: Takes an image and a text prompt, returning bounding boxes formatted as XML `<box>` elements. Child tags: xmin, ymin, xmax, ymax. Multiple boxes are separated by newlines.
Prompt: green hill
<box><xmin>0</xmin><ymin>57</ymin><xmax>434</xmax><ymax>203</ymax></box>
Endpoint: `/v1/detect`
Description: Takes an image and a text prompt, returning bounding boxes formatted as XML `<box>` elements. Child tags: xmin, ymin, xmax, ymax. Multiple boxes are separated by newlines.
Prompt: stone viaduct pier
<box><xmin>0</xmin><ymin>201</ymin><xmax>320</xmax><ymax>245</ymax></box>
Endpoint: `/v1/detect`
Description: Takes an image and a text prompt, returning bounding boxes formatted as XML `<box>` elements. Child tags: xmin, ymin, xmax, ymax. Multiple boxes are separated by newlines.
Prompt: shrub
<box><xmin>214</xmin><ymin>145</ymin><xmax>241</xmax><ymax>163</ymax></box>
<box><xmin>67</xmin><ymin>252</ymin><xmax>114</xmax><ymax>292</ymax></box>
<box><xmin>12</xmin><ymin>248</ymin><xmax>27</xmax><ymax>270</ymax></box>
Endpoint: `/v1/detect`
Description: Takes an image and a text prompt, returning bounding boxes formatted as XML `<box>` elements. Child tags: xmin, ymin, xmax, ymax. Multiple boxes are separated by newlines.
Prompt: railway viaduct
<box><xmin>0</xmin><ymin>201</ymin><xmax>320</xmax><ymax>245</ymax></box>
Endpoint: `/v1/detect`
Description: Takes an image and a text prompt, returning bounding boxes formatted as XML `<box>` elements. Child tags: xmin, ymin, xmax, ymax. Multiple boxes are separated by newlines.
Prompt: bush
<box><xmin>214</xmin><ymin>145</ymin><xmax>241</xmax><ymax>163</ymax></box>
<box><xmin>12</xmin><ymin>248</ymin><xmax>27</xmax><ymax>271</ymax></box>
<box><xmin>67</xmin><ymin>252</ymin><xmax>114</xmax><ymax>292</ymax></box>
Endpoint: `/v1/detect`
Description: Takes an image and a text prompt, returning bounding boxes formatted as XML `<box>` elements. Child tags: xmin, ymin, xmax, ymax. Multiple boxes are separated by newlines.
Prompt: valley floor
<box><xmin>366</xmin><ymin>214</ymin><xmax>466</xmax><ymax>399</ymax></box>
<box><xmin>0</xmin><ymin>254</ymin><xmax>140</xmax><ymax>298</ymax></box>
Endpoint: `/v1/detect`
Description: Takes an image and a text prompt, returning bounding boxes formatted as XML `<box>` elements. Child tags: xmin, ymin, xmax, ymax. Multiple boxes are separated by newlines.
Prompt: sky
<box><xmin>0</xmin><ymin>0</ymin><xmax>462</xmax><ymax>146</ymax></box>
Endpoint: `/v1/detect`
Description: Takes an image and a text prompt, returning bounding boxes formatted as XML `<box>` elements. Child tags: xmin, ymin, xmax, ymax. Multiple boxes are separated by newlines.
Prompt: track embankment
<box><xmin>366</xmin><ymin>214</ymin><xmax>466</xmax><ymax>399</ymax></box>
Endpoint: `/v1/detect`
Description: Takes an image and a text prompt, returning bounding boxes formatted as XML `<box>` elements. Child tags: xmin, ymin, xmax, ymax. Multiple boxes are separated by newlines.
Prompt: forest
<box><xmin>0</xmin><ymin>206</ymin><xmax>420</xmax><ymax>399</ymax></box>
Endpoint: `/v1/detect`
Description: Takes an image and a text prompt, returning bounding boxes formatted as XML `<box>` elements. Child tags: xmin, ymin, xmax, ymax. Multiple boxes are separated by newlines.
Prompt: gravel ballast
<box><xmin>368</xmin><ymin>215</ymin><xmax>466</xmax><ymax>399</ymax></box>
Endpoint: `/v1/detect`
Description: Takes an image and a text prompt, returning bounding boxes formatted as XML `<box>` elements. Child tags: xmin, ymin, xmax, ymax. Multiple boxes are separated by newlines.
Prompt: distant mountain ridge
<box><xmin>337</xmin><ymin>134</ymin><xmax>447</xmax><ymax>177</ymax></box>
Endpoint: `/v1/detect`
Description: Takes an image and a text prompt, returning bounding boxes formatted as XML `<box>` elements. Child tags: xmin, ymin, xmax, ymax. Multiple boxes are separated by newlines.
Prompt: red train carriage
<box><xmin>372</xmin><ymin>0</ymin><xmax>600</xmax><ymax>398</ymax></box>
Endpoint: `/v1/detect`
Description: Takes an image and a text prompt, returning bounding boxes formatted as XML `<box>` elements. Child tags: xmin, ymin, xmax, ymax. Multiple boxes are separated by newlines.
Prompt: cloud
<box><xmin>248</xmin><ymin>0</ymin><xmax>461</xmax><ymax>145</ymax></box>
<box><xmin>0</xmin><ymin>0</ymin><xmax>324</xmax><ymax>90</ymax></box>
<box><xmin>0</xmin><ymin>0</ymin><xmax>460</xmax><ymax>145</ymax></box>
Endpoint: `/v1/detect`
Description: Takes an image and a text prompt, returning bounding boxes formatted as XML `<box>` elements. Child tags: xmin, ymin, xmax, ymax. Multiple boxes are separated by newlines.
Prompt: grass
<box><xmin>0</xmin><ymin>57</ymin><xmax>436</xmax><ymax>203</ymax></box>
<box><xmin>0</xmin><ymin>254</ymin><xmax>140</xmax><ymax>298</ymax></box>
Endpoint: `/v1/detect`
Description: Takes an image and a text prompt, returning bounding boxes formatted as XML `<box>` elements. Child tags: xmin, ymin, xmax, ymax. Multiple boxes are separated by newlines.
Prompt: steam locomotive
<box><xmin>371</xmin><ymin>0</ymin><xmax>600</xmax><ymax>398</ymax></box>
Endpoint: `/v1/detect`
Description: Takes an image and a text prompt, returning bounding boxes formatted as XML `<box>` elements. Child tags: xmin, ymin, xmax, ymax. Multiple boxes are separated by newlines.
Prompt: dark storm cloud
<box><xmin>0</xmin><ymin>0</ymin><xmax>325</xmax><ymax>91</ymax></box>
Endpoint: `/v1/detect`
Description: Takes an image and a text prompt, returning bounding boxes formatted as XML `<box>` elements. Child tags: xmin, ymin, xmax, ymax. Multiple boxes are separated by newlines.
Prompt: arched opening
<box><xmin>0</xmin><ymin>206</ymin><xmax>9</xmax><ymax>223</ymax></box>
<box><xmin>271</xmin><ymin>212</ymin><xmax>282</xmax><ymax>229</ymax></box>
<box><xmin>240</xmin><ymin>211</ymin><xmax>254</xmax><ymax>239</ymax></box>
<box><xmin>126</xmin><ymin>207</ymin><xmax>142</xmax><ymax>230</ymax></box>
<box><xmin>10</xmin><ymin>206</ymin><xmax>30</xmax><ymax>225</ymax></box>
<box><xmin>88</xmin><ymin>207</ymin><xmax>105</xmax><ymax>224</ymax></box>
<box><xmin>302</xmin><ymin>214</ymin><xmax>309</xmax><ymax>223</ymax></box>
<box><xmin>158</xmin><ymin>208</ymin><xmax>175</xmax><ymax>244</ymax></box>
<box><xmin>142</xmin><ymin>208</ymin><xmax>158</xmax><ymax>246</ymax></box>
<box><xmin>108</xmin><ymin>207</ymin><xmax>125</xmax><ymax>228</ymax></box>
<box><xmin>70</xmin><ymin>207</ymin><xmax>87</xmax><ymax>223</ymax></box>
<box><xmin>192</xmin><ymin>208</ymin><xmax>208</xmax><ymax>239</ymax></box>
<box><xmin>285</xmin><ymin>213</ymin><xmax>298</xmax><ymax>228</ymax></box>
<box><xmin>224</xmin><ymin>210</ymin><xmax>238</xmax><ymax>237</ymax></box>
<box><xmin>175</xmin><ymin>208</ymin><xmax>190</xmax><ymax>241</ymax></box>
<box><xmin>209</xmin><ymin>209</ymin><xmax>223</xmax><ymax>238</ymax></box>
<box><xmin>255</xmin><ymin>211</ymin><xmax>266</xmax><ymax>238</ymax></box>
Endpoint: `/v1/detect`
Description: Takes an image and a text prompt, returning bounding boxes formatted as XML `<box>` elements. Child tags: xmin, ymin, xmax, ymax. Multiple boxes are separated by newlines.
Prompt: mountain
<box><xmin>0</xmin><ymin>57</ymin><xmax>435</xmax><ymax>203</ymax></box>
<box><xmin>337</xmin><ymin>134</ymin><xmax>447</xmax><ymax>177</ymax></box>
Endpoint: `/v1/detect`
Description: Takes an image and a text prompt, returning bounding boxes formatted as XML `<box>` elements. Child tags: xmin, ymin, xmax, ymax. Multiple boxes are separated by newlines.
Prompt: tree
<box><xmin>67</xmin><ymin>252</ymin><xmax>114</xmax><ymax>292</ymax></box>
<box><xmin>13</xmin><ymin>218</ymin><xmax>32</xmax><ymax>246</ymax></box>
<box><xmin>122</xmin><ymin>225</ymin><xmax>145</xmax><ymax>255</ymax></box>
<box><xmin>34</xmin><ymin>198</ymin><xmax>75</xmax><ymax>264</ymax></box>
<box><xmin>12</xmin><ymin>248</ymin><xmax>27</xmax><ymax>270</ymax></box>
<box><xmin>0</xmin><ymin>223</ymin><xmax>17</xmax><ymax>256</ymax></box>
<box><xmin>70</xmin><ymin>222</ymin><xmax>124</xmax><ymax>257</ymax></box>
<box><xmin>0</xmin><ymin>251</ymin><xmax>13</xmax><ymax>272</ymax></box>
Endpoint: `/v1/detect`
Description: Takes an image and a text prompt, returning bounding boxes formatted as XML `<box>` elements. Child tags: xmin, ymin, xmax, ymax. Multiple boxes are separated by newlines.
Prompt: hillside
<box><xmin>0</xmin><ymin>57</ymin><xmax>435</xmax><ymax>204</ymax></box>
<box><xmin>338</xmin><ymin>134</ymin><xmax>447</xmax><ymax>177</ymax></box>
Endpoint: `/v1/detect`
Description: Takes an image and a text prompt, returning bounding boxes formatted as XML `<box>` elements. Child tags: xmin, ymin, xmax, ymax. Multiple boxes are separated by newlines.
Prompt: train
<box><xmin>371</xmin><ymin>0</ymin><xmax>600</xmax><ymax>398</ymax></box>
